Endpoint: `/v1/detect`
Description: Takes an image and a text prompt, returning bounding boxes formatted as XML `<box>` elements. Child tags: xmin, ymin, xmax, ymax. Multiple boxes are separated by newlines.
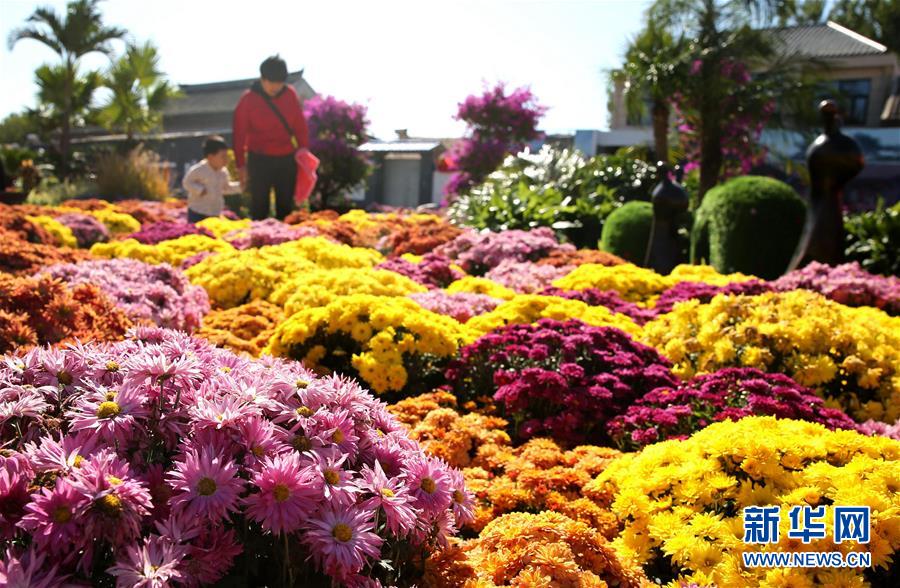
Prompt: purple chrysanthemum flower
<box><xmin>168</xmin><ymin>446</ymin><xmax>243</xmax><ymax>522</ymax></box>
<box><xmin>304</xmin><ymin>506</ymin><xmax>383</xmax><ymax>579</ymax></box>
<box><xmin>107</xmin><ymin>535</ymin><xmax>186</xmax><ymax>588</ymax></box>
<box><xmin>245</xmin><ymin>452</ymin><xmax>319</xmax><ymax>535</ymax></box>
<box><xmin>358</xmin><ymin>461</ymin><xmax>418</xmax><ymax>537</ymax></box>
<box><xmin>19</xmin><ymin>479</ymin><xmax>89</xmax><ymax>554</ymax></box>
<box><xmin>403</xmin><ymin>455</ymin><xmax>452</xmax><ymax>515</ymax></box>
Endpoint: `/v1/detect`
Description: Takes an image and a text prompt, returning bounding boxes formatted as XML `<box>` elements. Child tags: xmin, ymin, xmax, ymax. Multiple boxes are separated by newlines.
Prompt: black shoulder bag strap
<box><xmin>260</xmin><ymin>92</ymin><xmax>299</xmax><ymax>150</ymax></box>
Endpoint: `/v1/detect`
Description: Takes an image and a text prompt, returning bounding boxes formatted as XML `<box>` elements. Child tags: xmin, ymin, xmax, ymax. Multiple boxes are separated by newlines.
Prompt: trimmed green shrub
<box><xmin>600</xmin><ymin>200</ymin><xmax>652</xmax><ymax>264</ymax></box>
<box><xmin>690</xmin><ymin>175</ymin><xmax>806</xmax><ymax>279</ymax></box>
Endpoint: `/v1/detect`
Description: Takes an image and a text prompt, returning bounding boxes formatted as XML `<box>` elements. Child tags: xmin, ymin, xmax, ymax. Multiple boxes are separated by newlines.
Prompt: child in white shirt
<box><xmin>182</xmin><ymin>136</ymin><xmax>241</xmax><ymax>223</ymax></box>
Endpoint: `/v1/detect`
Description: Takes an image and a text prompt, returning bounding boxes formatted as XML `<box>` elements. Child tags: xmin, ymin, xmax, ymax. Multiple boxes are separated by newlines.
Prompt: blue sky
<box><xmin>0</xmin><ymin>0</ymin><xmax>652</xmax><ymax>139</ymax></box>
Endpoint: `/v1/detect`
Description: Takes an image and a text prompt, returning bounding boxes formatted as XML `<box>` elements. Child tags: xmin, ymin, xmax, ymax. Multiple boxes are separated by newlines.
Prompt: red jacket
<box><xmin>232</xmin><ymin>82</ymin><xmax>310</xmax><ymax>168</ymax></box>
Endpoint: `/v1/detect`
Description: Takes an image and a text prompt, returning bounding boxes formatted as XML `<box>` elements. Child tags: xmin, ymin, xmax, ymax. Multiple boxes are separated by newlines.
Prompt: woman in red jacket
<box><xmin>232</xmin><ymin>56</ymin><xmax>310</xmax><ymax>220</ymax></box>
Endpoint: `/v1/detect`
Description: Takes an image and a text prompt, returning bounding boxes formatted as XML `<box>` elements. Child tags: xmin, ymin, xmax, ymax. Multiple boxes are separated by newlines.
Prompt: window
<box><xmin>835</xmin><ymin>79</ymin><xmax>871</xmax><ymax>125</ymax></box>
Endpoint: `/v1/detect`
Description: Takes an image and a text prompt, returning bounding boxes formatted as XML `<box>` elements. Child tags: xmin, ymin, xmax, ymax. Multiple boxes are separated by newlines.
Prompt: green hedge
<box><xmin>690</xmin><ymin>176</ymin><xmax>806</xmax><ymax>279</ymax></box>
<box><xmin>600</xmin><ymin>200</ymin><xmax>652</xmax><ymax>264</ymax></box>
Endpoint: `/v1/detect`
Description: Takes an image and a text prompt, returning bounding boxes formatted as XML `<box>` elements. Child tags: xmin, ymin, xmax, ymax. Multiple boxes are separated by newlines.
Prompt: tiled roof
<box><xmin>163</xmin><ymin>71</ymin><xmax>315</xmax><ymax>117</ymax></box>
<box><xmin>772</xmin><ymin>21</ymin><xmax>888</xmax><ymax>59</ymax></box>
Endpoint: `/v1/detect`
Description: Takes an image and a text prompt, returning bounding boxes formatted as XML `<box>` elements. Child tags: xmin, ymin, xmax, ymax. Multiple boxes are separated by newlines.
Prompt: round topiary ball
<box><xmin>600</xmin><ymin>201</ymin><xmax>652</xmax><ymax>264</ymax></box>
<box><xmin>690</xmin><ymin>176</ymin><xmax>806</xmax><ymax>279</ymax></box>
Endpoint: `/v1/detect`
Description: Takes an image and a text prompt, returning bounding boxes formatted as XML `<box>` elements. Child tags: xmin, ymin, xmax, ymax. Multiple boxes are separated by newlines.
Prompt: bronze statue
<box><xmin>645</xmin><ymin>163</ymin><xmax>689</xmax><ymax>274</ymax></box>
<box><xmin>789</xmin><ymin>100</ymin><xmax>864</xmax><ymax>270</ymax></box>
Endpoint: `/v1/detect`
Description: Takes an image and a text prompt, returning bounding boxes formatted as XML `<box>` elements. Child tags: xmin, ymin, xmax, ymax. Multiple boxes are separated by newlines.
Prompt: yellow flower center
<box><xmin>73</xmin><ymin>455</ymin><xmax>84</xmax><ymax>468</ymax></box>
<box><xmin>220</xmin><ymin>366</ymin><xmax>231</xmax><ymax>373</ymax></box>
<box><xmin>324</xmin><ymin>469</ymin><xmax>340</xmax><ymax>485</ymax></box>
<box><xmin>96</xmin><ymin>494</ymin><xmax>122</xmax><ymax>517</ymax></box>
<box><xmin>96</xmin><ymin>401</ymin><xmax>121</xmax><ymax>419</ymax></box>
<box><xmin>453</xmin><ymin>490</ymin><xmax>466</xmax><ymax>503</ymax></box>
<box><xmin>273</xmin><ymin>483</ymin><xmax>290</xmax><ymax>502</ymax></box>
<box><xmin>292</xmin><ymin>435</ymin><xmax>311</xmax><ymax>452</ymax></box>
<box><xmin>381</xmin><ymin>487</ymin><xmax>395</xmax><ymax>498</ymax></box>
<box><xmin>57</xmin><ymin>371</ymin><xmax>73</xmax><ymax>385</ymax></box>
<box><xmin>296</xmin><ymin>406</ymin><xmax>313</xmax><ymax>418</ymax></box>
<box><xmin>107</xmin><ymin>476</ymin><xmax>123</xmax><ymax>486</ymax></box>
<box><xmin>105</xmin><ymin>391</ymin><xmax>117</xmax><ymax>401</ymax></box>
<box><xmin>420</xmin><ymin>477</ymin><xmax>436</xmax><ymax>494</ymax></box>
<box><xmin>331</xmin><ymin>429</ymin><xmax>344</xmax><ymax>444</ymax></box>
<box><xmin>251</xmin><ymin>445</ymin><xmax>265</xmax><ymax>457</ymax></box>
<box><xmin>52</xmin><ymin>505</ymin><xmax>72</xmax><ymax>523</ymax></box>
<box><xmin>105</xmin><ymin>361</ymin><xmax>120</xmax><ymax>372</ymax></box>
<box><xmin>197</xmin><ymin>477</ymin><xmax>217</xmax><ymax>496</ymax></box>
<box><xmin>332</xmin><ymin>523</ymin><xmax>352</xmax><ymax>542</ymax></box>
<box><xmin>295</xmin><ymin>379</ymin><xmax>309</xmax><ymax>389</ymax></box>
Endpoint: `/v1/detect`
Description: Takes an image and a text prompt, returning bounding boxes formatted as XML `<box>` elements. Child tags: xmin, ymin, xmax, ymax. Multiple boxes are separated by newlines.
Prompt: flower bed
<box><xmin>0</xmin><ymin>329</ymin><xmax>470</xmax><ymax>586</ymax></box>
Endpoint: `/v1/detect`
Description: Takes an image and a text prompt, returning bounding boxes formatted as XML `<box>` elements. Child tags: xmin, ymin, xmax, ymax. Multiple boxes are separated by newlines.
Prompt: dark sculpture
<box><xmin>788</xmin><ymin>100</ymin><xmax>865</xmax><ymax>270</ymax></box>
<box><xmin>645</xmin><ymin>163</ymin><xmax>690</xmax><ymax>274</ymax></box>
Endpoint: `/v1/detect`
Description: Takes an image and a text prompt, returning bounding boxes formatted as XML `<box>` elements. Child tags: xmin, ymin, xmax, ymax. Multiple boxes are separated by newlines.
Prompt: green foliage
<box><xmin>0</xmin><ymin>147</ymin><xmax>39</xmax><ymax>178</ymax></box>
<box><xmin>94</xmin><ymin>145</ymin><xmax>169</xmax><ymax>201</ymax></box>
<box><xmin>99</xmin><ymin>41</ymin><xmax>181</xmax><ymax>139</ymax></box>
<box><xmin>600</xmin><ymin>200</ymin><xmax>653</xmax><ymax>264</ymax></box>
<box><xmin>828</xmin><ymin>0</ymin><xmax>899</xmax><ymax>53</ymax></box>
<box><xmin>844</xmin><ymin>200</ymin><xmax>900</xmax><ymax>277</ymax></box>
<box><xmin>690</xmin><ymin>175</ymin><xmax>806</xmax><ymax>279</ymax></box>
<box><xmin>448</xmin><ymin>145</ymin><xmax>658</xmax><ymax>247</ymax></box>
<box><xmin>0</xmin><ymin>112</ymin><xmax>42</xmax><ymax>145</ymax></box>
<box><xmin>31</xmin><ymin>63</ymin><xmax>103</xmax><ymax>132</ymax></box>
<box><xmin>27</xmin><ymin>176</ymin><xmax>95</xmax><ymax>206</ymax></box>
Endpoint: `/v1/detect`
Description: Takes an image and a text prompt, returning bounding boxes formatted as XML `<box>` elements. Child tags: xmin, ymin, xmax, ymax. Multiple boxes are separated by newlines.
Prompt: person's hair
<box><xmin>203</xmin><ymin>135</ymin><xmax>228</xmax><ymax>156</ymax></box>
<box><xmin>260</xmin><ymin>55</ymin><xmax>288</xmax><ymax>82</ymax></box>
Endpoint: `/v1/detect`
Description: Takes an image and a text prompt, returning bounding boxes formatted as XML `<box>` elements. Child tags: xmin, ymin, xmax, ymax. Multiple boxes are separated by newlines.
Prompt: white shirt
<box><xmin>182</xmin><ymin>160</ymin><xmax>240</xmax><ymax>217</ymax></box>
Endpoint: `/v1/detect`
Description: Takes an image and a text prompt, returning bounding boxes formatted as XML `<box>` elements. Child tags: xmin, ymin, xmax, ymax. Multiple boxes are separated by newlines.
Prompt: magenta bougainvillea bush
<box><xmin>437</xmin><ymin>227</ymin><xmax>573</xmax><ymax>276</ymax></box>
<box><xmin>40</xmin><ymin>259</ymin><xmax>210</xmax><ymax>332</ymax></box>
<box><xmin>376</xmin><ymin>253</ymin><xmax>464</xmax><ymax>289</ymax></box>
<box><xmin>446</xmin><ymin>318</ymin><xmax>676</xmax><ymax>444</ymax></box>
<box><xmin>607</xmin><ymin>367</ymin><xmax>859</xmax><ymax>450</ymax></box>
<box><xmin>772</xmin><ymin>261</ymin><xmax>900</xmax><ymax>316</ymax></box>
<box><xmin>0</xmin><ymin>328</ymin><xmax>471</xmax><ymax>586</ymax></box>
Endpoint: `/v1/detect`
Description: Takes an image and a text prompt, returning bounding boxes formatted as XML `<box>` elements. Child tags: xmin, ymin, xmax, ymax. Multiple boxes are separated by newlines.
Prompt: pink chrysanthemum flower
<box><xmin>0</xmin><ymin>453</ymin><xmax>32</xmax><ymax>539</ymax></box>
<box><xmin>168</xmin><ymin>445</ymin><xmax>243</xmax><ymax>522</ymax></box>
<box><xmin>245</xmin><ymin>452</ymin><xmax>318</xmax><ymax>534</ymax></box>
<box><xmin>358</xmin><ymin>461</ymin><xmax>418</xmax><ymax>537</ymax></box>
<box><xmin>189</xmin><ymin>394</ymin><xmax>258</xmax><ymax>433</ymax></box>
<box><xmin>68</xmin><ymin>450</ymin><xmax>152</xmax><ymax>547</ymax></box>
<box><xmin>67</xmin><ymin>385</ymin><xmax>148</xmax><ymax>445</ymax></box>
<box><xmin>33</xmin><ymin>348</ymin><xmax>86</xmax><ymax>394</ymax></box>
<box><xmin>22</xmin><ymin>431</ymin><xmax>99</xmax><ymax>476</ymax></box>
<box><xmin>0</xmin><ymin>385</ymin><xmax>49</xmax><ymax>425</ymax></box>
<box><xmin>304</xmin><ymin>506</ymin><xmax>383</xmax><ymax>579</ymax></box>
<box><xmin>307</xmin><ymin>408</ymin><xmax>359</xmax><ymax>458</ymax></box>
<box><xmin>182</xmin><ymin>526</ymin><xmax>243</xmax><ymax>587</ymax></box>
<box><xmin>0</xmin><ymin>547</ymin><xmax>69</xmax><ymax>588</ymax></box>
<box><xmin>309</xmin><ymin>451</ymin><xmax>359</xmax><ymax>506</ymax></box>
<box><xmin>124</xmin><ymin>351</ymin><xmax>202</xmax><ymax>393</ymax></box>
<box><xmin>107</xmin><ymin>535</ymin><xmax>186</xmax><ymax>588</ymax></box>
<box><xmin>238</xmin><ymin>416</ymin><xmax>289</xmax><ymax>466</ymax></box>
<box><xmin>403</xmin><ymin>455</ymin><xmax>452</xmax><ymax>515</ymax></box>
<box><xmin>19</xmin><ymin>479</ymin><xmax>89</xmax><ymax>554</ymax></box>
<box><xmin>447</xmin><ymin>467</ymin><xmax>475</xmax><ymax>526</ymax></box>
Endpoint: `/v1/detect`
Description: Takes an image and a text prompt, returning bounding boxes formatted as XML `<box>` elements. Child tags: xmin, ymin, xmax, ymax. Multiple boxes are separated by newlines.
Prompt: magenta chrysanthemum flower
<box><xmin>0</xmin><ymin>453</ymin><xmax>32</xmax><ymax>539</ymax></box>
<box><xmin>307</xmin><ymin>408</ymin><xmax>359</xmax><ymax>458</ymax></box>
<box><xmin>304</xmin><ymin>506</ymin><xmax>383</xmax><ymax>578</ymax></box>
<box><xmin>245</xmin><ymin>452</ymin><xmax>318</xmax><ymax>534</ymax></box>
<box><xmin>358</xmin><ymin>461</ymin><xmax>418</xmax><ymax>537</ymax></box>
<box><xmin>0</xmin><ymin>385</ymin><xmax>49</xmax><ymax>426</ymax></box>
<box><xmin>22</xmin><ymin>432</ymin><xmax>99</xmax><ymax>476</ymax></box>
<box><xmin>447</xmin><ymin>467</ymin><xmax>474</xmax><ymax>526</ymax></box>
<box><xmin>19</xmin><ymin>479</ymin><xmax>89</xmax><ymax>554</ymax></box>
<box><xmin>168</xmin><ymin>446</ymin><xmax>243</xmax><ymax>522</ymax></box>
<box><xmin>33</xmin><ymin>348</ymin><xmax>87</xmax><ymax>393</ymax></box>
<box><xmin>67</xmin><ymin>385</ymin><xmax>148</xmax><ymax>445</ymax></box>
<box><xmin>68</xmin><ymin>450</ymin><xmax>152</xmax><ymax>547</ymax></box>
<box><xmin>189</xmin><ymin>394</ymin><xmax>258</xmax><ymax>433</ymax></box>
<box><xmin>182</xmin><ymin>526</ymin><xmax>243</xmax><ymax>587</ymax></box>
<box><xmin>403</xmin><ymin>455</ymin><xmax>452</xmax><ymax>515</ymax></box>
<box><xmin>308</xmin><ymin>451</ymin><xmax>359</xmax><ymax>506</ymax></box>
<box><xmin>107</xmin><ymin>535</ymin><xmax>186</xmax><ymax>588</ymax></box>
<box><xmin>0</xmin><ymin>547</ymin><xmax>69</xmax><ymax>588</ymax></box>
<box><xmin>238</xmin><ymin>416</ymin><xmax>289</xmax><ymax>466</ymax></box>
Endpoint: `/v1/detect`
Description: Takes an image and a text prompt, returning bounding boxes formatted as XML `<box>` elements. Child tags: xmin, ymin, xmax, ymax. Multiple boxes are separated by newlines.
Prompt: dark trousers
<box><xmin>248</xmin><ymin>152</ymin><xmax>297</xmax><ymax>220</ymax></box>
<box><xmin>187</xmin><ymin>209</ymin><xmax>210</xmax><ymax>223</ymax></box>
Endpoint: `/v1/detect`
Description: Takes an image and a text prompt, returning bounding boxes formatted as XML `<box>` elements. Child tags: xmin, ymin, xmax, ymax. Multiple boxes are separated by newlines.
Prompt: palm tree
<box><xmin>611</xmin><ymin>18</ymin><xmax>688</xmax><ymax>165</ymax></box>
<box><xmin>7</xmin><ymin>0</ymin><xmax>125</xmax><ymax>175</ymax></box>
<box><xmin>650</xmin><ymin>0</ymin><xmax>783</xmax><ymax>199</ymax></box>
<box><xmin>100</xmin><ymin>41</ymin><xmax>181</xmax><ymax>142</ymax></box>
<box><xmin>30</xmin><ymin>63</ymin><xmax>103</xmax><ymax>136</ymax></box>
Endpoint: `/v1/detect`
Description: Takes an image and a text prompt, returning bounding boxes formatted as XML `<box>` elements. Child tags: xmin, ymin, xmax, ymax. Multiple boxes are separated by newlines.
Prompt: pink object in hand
<box><xmin>294</xmin><ymin>148</ymin><xmax>319</xmax><ymax>204</ymax></box>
